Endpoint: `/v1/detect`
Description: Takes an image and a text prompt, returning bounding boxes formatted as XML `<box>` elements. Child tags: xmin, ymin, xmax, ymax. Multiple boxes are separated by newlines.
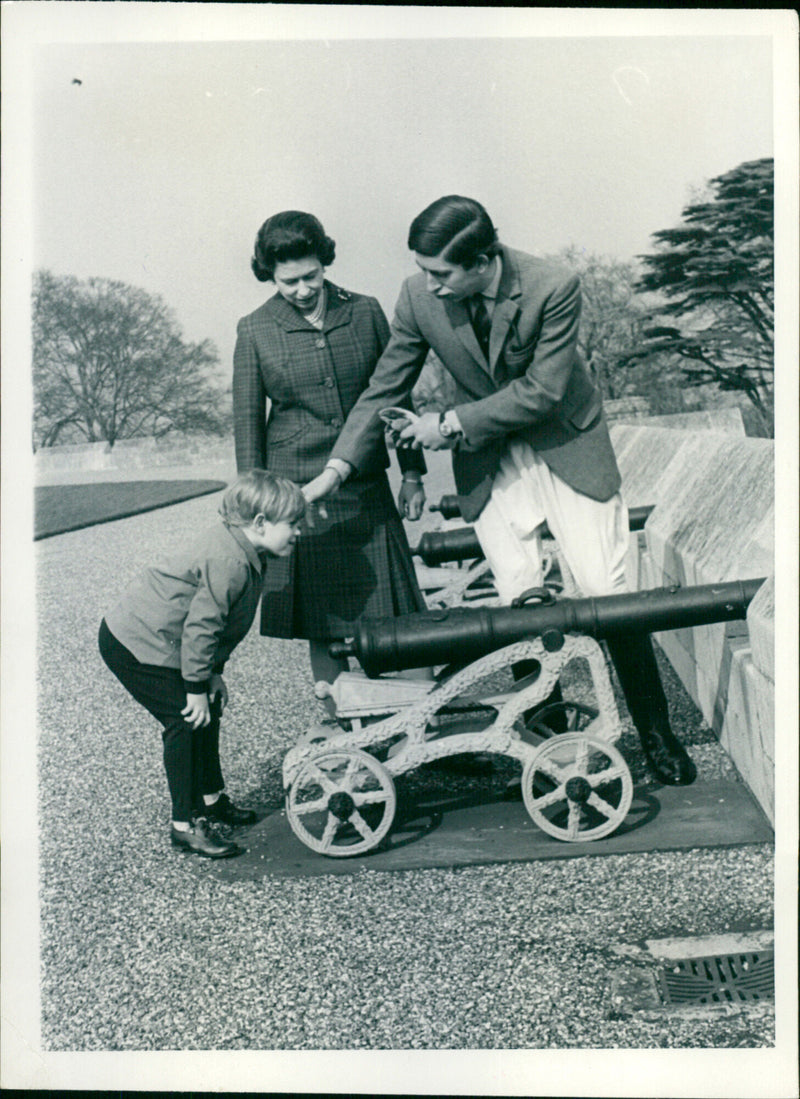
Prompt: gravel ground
<box><xmin>33</xmin><ymin>467</ymin><xmax>777</xmax><ymax>1061</ymax></box>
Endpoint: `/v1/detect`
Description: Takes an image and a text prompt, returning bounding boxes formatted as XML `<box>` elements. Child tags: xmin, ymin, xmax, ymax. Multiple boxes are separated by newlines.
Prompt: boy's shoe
<box><xmin>170</xmin><ymin>817</ymin><xmax>244</xmax><ymax>859</ymax></box>
<box><xmin>204</xmin><ymin>792</ymin><xmax>258</xmax><ymax>827</ymax></box>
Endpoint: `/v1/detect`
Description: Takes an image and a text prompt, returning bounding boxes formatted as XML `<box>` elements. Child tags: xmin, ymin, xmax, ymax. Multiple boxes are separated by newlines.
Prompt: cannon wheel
<box><xmin>524</xmin><ymin>700</ymin><xmax>599</xmax><ymax>740</ymax></box>
<box><xmin>522</xmin><ymin>732</ymin><xmax>633</xmax><ymax>842</ymax></box>
<box><xmin>286</xmin><ymin>747</ymin><xmax>396</xmax><ymax>857</ymax></box>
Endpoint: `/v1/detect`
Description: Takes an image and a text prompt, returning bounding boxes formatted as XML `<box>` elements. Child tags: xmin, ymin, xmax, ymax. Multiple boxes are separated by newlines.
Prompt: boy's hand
<box><xmin>209</xmin><ymin>674</ymin><xmax>228</xmax><ymax>713</ymax></box>
<box><xmin>183</xmin><ymin>692</ymin><xmax>211</xmax><ymax>728</ymax></box>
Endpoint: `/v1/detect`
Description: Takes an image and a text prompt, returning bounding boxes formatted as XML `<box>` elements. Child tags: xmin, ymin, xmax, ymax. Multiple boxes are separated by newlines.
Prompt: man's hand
<box><xmin>398</xmin><ymin>412</ymin><xmax>456</xmax><ymax>451</ymax></box>
<box><xmin>182</xmin><ymin>692</ymin><xmax>211</xmax><ymax>729</ymax></box>
<box><xmin>209</xmin><ymin>674</ymin><xmax>228</xmax><ymax>713</ymax></box>
<box><xmin>397</xmin><ymin>477</ymin><xmax>425</xmax><ymax>521</ymax></box>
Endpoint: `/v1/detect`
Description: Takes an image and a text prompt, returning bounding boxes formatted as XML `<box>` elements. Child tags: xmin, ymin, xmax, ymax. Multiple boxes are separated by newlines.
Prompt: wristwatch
<box><xmin>438</xmin><ymin>410</ymin><xmax>457</xmax><ymax>438</ymax></box>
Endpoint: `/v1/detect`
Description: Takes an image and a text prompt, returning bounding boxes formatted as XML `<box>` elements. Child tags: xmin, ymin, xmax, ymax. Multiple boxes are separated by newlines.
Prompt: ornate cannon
<box><xmin>283</xmin><ymin>580</ymin><xmax>764</xmax><ymax>858</ymax></box>
<box><xmin>330</xmin><ymin>580</ymin><xmax>764</xmax><ymax>677</ymax></box>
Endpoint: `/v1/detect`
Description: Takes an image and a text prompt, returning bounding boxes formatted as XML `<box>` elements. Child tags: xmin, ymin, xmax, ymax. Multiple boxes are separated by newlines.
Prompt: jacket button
<box><xmin>323</xmin><ymin>377</ymin><xmax>335</xmax><ymax>387</ymax></box>
<box><xmin>315</xmin><ymin>338</ymin><xmax>326</xmax><ymax>349</ymax></box>
<box><xmin>330</xmin><ymin>417</ymin><xmax>342</xmax><ymax>427</ymax></box>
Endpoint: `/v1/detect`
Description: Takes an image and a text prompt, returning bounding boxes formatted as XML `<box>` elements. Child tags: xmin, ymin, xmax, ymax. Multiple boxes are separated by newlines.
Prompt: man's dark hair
<box><xmin>407</xmin><ymin>195</ymin><xmax>501</xmax><ymax>268</ymax></box>
<box><xmin>251</xmin><ymin>211</ymin><xmax>336</xmax><ymax>282</ymax></box>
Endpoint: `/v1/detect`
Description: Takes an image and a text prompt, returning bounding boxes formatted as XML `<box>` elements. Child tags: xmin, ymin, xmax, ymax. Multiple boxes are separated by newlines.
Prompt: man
<box><xmin>304</xmin><ymin>195</ymin><xmax>695</xmax><ymax>786</ymax></box>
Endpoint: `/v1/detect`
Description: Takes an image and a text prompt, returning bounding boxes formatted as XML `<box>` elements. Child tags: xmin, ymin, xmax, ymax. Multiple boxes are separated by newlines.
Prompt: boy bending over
<box><xmin>99</xmin><ymin>470</ymin><xmax>305</xmax><ymax>859</ymax></box>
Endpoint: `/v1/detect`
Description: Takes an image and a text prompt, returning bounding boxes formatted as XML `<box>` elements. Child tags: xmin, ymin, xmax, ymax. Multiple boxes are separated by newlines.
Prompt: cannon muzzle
<box><xmin>414</xmin><ymin>505</ymin><xmax>655</xmax><ymax>565</ymax></box>
<box><xmin>330</xmin><ymin>579</ymin><xmax>765</xmax><ymax>676</ymax></box>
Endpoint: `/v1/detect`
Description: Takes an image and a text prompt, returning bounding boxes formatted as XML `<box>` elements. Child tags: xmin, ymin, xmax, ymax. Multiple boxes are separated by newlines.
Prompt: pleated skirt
<box><xmin>259</xmin><ymin>475</ymin><xmax>425</xmax><ymax>640</ymax></box>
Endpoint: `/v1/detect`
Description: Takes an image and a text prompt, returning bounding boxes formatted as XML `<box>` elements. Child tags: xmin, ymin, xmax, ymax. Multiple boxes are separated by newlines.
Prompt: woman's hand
<box><xmin>209</xmin><ymin>674</ymin><xmax>228</xmax><ymax>713</ymax></box>
<box><xmin>398</xmin><ymin>476</ymin><xmax>425</xmax><ymax>521</ymax></box>
<box><xmin>303</xmin><ymin>467</ymin><xmax>343</xmax><ymax>508</ymax></box>
<box><xmin>182</xmin><ymin>692</ymin><xmax>211</xmax><ymax>729</ymax></box>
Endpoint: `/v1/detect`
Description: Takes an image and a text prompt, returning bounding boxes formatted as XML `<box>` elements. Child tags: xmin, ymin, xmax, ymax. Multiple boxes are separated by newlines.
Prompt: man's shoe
<box><xmin>639</xmin><ymin>727</ymin><xmax>697</xmax><ymax>786</ymax></box>
<box><xmin>204</xmin><ymin>792</ymin><xmax>258</xmax><ymax>827</ymax></box>
<box><xmin>170</xmin><ymin>817</ymin><xmax>244</xmax><ymax>859</ymax></box>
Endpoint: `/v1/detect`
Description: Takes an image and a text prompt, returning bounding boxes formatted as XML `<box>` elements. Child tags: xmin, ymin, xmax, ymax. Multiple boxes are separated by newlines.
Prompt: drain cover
<box><xmin>657</xmin><ymin>951</ymin><xmax>774</xmax><ymax>1005</ymax></box>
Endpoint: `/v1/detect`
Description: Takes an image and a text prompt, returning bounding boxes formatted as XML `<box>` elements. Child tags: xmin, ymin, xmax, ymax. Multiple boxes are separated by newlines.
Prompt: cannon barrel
<box><xmin>330</xmin><ymin>579</ymin><xmax>765</xmax><ymax>677</ymax></box>
<box><xmin>413</xmin><ymin>504</ymin><xmax>656</xmax><ymax>566</ymax></box>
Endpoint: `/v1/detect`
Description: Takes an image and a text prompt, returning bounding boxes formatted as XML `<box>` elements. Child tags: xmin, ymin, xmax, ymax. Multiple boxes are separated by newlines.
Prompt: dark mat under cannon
<box><xmin>203</xmin><ymin>777</ymin><xmax>773</xmax><ymax>882</ymax></box>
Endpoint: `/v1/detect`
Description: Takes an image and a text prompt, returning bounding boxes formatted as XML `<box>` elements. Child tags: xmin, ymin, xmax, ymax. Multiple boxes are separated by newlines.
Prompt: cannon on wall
<box><xmin>282</xmin><ymin>578</ymin><xmax>765</xmax><ymax>858</ymax></box>
<box><xmin>411</xmin><ymin>503</ymin><xmax>656</xmax><ymax>606</ymax></box>
<box><xmin>414</xmin><ymin>503</ymin><xmax>655</xmax><ymax>566</ymax></box>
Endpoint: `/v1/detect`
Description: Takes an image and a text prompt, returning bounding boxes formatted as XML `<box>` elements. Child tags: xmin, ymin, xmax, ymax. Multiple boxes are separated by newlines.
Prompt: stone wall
<box><xmin>611</xmin><ymin>420</ymin><xmax>774</xmax><ymax>822</ymax></box>
<box><xmin>33</xmin><ymin>434</ymin><xmax>238</xmax><ymax>485</ymax></box>
<box><xmin>34</xmin><ymin>433</ymin><xmax>236</xmax><ymax>473</ymax></box>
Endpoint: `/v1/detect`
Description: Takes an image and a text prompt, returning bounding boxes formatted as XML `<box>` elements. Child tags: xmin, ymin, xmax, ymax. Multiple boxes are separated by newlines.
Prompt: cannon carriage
<box><xmin>282</xmin><ymin>575</ymin><xmax>764</xmax><ymax>858</ymax></box>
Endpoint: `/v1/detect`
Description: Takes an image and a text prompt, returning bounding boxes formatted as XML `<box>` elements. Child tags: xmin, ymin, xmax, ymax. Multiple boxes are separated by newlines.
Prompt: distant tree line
<box><xmin>32</xmin><ymin>271</ymin><xmax>231</xmax><ymax>449</ymax></box>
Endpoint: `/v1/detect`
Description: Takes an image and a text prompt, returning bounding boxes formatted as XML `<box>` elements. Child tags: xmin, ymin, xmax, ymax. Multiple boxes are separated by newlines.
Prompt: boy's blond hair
<box><xmin>219</xmin><ymin>469</ymin><xmax>305</xmax><ymax>528</ymax></box>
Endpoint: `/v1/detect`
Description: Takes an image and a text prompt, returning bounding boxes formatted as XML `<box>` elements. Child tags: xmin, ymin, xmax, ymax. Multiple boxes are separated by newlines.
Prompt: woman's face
<box><xmin>273</xmin><ymin>257</ymin><xmax>325</xmax><ymax>313</ymax></box>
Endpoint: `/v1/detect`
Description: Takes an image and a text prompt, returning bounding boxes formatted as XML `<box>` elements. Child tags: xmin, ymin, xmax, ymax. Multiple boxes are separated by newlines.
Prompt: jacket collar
<box><xmin>223</xmin><ymin>522</ymin><xmax>264</xmax><ymax>574</ymax></box>
<box><xmin>264</xmin><ymin>280</ymin><xmax>353</xmax><ymax>334</ymax></box>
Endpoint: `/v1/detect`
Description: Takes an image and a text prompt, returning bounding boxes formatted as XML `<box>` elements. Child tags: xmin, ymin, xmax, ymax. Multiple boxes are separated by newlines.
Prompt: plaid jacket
<box><xmin>232</xmin><ymin>282</ymin><xmax>424</xmax><ymax>483</ymax></box>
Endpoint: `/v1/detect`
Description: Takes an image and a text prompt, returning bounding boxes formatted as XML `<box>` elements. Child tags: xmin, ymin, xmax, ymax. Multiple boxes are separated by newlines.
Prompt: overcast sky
<box><xmin>32</xmin><ymin>29</ymin><xmax>774</xmax><ymax>377</ymax></box>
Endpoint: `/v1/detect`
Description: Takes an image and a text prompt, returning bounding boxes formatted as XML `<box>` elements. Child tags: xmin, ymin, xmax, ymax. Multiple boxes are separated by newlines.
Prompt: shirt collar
<box><xmin>480</xmin><ymin>256</ymin><xmax>503</xmax><ymax>301</ymax></box>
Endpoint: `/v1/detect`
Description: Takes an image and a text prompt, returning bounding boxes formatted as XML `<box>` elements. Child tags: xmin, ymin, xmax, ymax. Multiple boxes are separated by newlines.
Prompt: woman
<box><xmin>232</xmin><ymin>210</ymin><xmax>427</xmax><ymax>695</ymax></box>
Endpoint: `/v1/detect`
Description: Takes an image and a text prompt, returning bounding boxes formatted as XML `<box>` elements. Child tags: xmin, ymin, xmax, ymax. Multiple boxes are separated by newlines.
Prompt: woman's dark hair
<box><xmin>407</xmin><ymin>196</ymin><xmax>501</xmax><ymax>268</ymax></box>
<box><xmin>251</xmin><ymin>211</ymin><xmax>336</xmax><ymax>282</ymax></box>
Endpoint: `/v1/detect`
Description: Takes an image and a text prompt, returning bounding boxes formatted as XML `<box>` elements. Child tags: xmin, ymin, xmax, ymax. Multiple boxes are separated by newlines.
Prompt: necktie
<box><xmin>469</xmin><ymin>295</ymin><xmax>491</xmax><ymax>359</ymax></box>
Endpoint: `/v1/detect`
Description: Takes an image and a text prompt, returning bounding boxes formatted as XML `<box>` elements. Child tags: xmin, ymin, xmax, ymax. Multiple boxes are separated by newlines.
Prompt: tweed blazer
<box><xmin>329</xmin><ymin>246</ymin><xmax>621</xmax><ymax>522</ymax></box>
<box><xmin>233</xmin><ymin>281</ymin><xmax>424</xmax><ymax>483</ymax></box>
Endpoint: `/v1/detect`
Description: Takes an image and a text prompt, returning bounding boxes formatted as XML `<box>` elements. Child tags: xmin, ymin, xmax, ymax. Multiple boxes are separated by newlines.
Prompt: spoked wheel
<box><xmin>522</xmin><ymin>700</ymin><xmax>599</xmax><ymax>742</ymax></box>
<box><xmin>521</xmin><ymin>732</ymin><xmax>633</xmax><ymax>842</ymax></box>
<box><xmin>285</xmin><ymin>747</ymin><xmax>396</xmax><ymax>857</ymax></box>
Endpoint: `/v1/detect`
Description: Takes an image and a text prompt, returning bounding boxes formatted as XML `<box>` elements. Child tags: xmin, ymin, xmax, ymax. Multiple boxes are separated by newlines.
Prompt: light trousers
<box><xmin>471</xmin><ymin>440</ymin><xmax>629</xmax><ymax>603</ymax></box>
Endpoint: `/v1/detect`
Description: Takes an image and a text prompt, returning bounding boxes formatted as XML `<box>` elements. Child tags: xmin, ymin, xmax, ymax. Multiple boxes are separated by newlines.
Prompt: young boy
<box><xmin>99</xmin><ymin>469</ymin><xmax>305</xmax><ymax>859</ymax></box>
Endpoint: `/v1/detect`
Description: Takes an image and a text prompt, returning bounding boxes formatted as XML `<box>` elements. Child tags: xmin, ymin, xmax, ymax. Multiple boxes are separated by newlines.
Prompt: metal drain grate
<box><xmin>657</xmin><ymin>951</ymin><xmax>774</xmax><ymax>1005</ymax></box>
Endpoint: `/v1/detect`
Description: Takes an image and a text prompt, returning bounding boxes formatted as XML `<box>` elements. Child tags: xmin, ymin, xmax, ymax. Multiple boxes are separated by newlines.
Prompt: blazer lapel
<box><xmin>322</xmin><ymin>282</ymin><xmax>353</xmax><ymax>333</ymax></box>
<box><xmin>488</xmin><ymin>249</ymin><xmax>522</xmax><ymax>381</ymax></box>
<box><xmin>443</xmin><ymin>297</ymin><xmax>492</xmax><ymax>377</ymax></box>
<box><xmin>266</xmin><ymin>293</ymin><xmax>313</xmax><ymax>332</ymax></box>
<box><xmin>442</xmin><ymin>250</ymin><xmax>523</xmax><ymax>380</ymax></box>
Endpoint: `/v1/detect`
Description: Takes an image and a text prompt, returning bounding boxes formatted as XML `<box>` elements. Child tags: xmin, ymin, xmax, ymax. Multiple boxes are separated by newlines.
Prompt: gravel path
<box><xmin>34</xmin><ymin>470</ymin><xmax>776</xmax><ymax>1061</ymax></box>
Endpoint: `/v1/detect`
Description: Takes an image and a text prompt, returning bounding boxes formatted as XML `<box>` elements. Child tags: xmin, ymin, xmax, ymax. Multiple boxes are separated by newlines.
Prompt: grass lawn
<box><xmin>34</xmin><ymin>480</ymin><xmax>226</xmax><ymax>539</ymax></box>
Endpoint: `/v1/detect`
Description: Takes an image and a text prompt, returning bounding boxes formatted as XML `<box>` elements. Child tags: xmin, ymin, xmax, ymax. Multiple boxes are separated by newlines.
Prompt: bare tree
<box><xmin>33</xmin><ymin>270</ymin><xmax>231</xmax><ymax>448</ymax></box>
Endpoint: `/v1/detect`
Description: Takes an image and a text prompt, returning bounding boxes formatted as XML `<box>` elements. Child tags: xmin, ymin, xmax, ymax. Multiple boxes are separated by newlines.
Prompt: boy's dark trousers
<box><xmin>98</xmin><ymin>619</ymin><xmax>224</xmax><ymax>822</ymax></box>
